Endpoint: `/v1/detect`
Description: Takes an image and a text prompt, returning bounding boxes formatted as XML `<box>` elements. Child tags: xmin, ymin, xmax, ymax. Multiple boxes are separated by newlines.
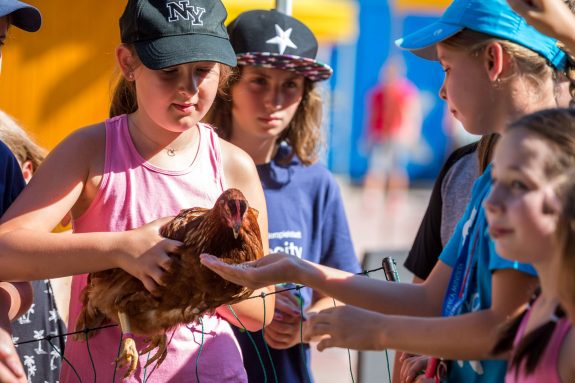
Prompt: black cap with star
<box><xmin>227</xmin><ymin>9</ymin><xmax>332</xmax><ymax>82</ymax></box>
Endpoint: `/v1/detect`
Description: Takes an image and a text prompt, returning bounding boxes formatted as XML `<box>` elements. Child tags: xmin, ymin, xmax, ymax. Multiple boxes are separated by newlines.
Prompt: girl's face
<box><xmin>436</xmin><ymin>43</ymin><xmax>496</xmax><ymax>135</ymax></box>
<box><xmin>133</xmin><ymin>60</ymin><xmax>221</xmax><ymax>131</ymax></box>
<box><xmin>230</xmin><ymin>66</ymin><xmax>305</xmax><ymax>142</ymax></box>
<box><xmin>485</xmin><ymin>128</ymin><xmax>559</xmax><ymax>264</ymax></box>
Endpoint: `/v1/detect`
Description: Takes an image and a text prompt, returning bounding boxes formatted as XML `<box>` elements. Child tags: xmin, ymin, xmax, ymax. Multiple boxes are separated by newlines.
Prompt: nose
<box><xmin>439</xmin><ymin>80</ymin><xmax>447</xmax><ymax>101</ymax></box>
<box><xmin>179</xmin><ymin>73</ymin><xmax>199</xmax><ymax>97</ymax></box>
<box><xmin>265</xmin><ymin>87</ymin><xmax>283</xmax><ymax>110</ymax></box>
<box><xmin>484</xmin><ymin>183</ymin><xmax>504</xmax><ymax>216</ymax></box>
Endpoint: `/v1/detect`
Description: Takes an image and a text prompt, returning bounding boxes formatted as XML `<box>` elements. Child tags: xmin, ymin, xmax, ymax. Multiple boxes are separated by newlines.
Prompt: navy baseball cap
<box><xmin>120</xmin><ymin>0</ymin><xmax>236</xmax><ymax>70</ymax></box>
<box><xmin>395</xmin><ymin>0</ymin><xmax>567</xmax><ymax>70</ymax></box>
<box><xmin>227</xmin><ymin>10</ymin><xmax>333</xmax><ymax>82</ymax></box>
<box><xmin>0</xmin><ymin>0</ymin><xmax>41</xmax><ymax>32</ymax></box>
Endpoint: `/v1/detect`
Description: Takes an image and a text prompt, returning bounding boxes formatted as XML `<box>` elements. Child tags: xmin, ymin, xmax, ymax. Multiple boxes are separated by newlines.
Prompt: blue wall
<box><xmin>327</xmin><ymin>1</ymin><xmax>449</xmax><ymax>183</ymax></box>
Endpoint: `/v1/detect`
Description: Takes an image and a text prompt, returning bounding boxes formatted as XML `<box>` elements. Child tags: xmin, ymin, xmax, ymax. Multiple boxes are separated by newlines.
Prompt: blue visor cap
<box><xmin>0</xmin><ymin>0</ymin><xmax>41</xmax><ymax>32</ymax></box>
<box><xmin>395</xmin><ymin>0</ymin><xmax>567</xmax><ymax>70</ymax></box>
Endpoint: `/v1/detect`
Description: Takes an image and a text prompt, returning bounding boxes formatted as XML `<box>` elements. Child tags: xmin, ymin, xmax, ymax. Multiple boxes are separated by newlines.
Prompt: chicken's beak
<box><xmin>233</xmin><ymin>223</ymin><xmax>241</xmax><ymax>239</ymax></box>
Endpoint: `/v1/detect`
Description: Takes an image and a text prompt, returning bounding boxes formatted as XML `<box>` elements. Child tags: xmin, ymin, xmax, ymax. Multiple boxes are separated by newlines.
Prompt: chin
<box><xmin>494</xmin><ymin>243</ymin><xmax>518</xmax><ymax>262</ymax></box>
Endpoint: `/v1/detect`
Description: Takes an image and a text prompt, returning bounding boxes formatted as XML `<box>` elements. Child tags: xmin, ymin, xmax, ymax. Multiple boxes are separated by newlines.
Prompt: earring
<box><xmin>492</xmin><ymin>77</ymin><xmax>501</xmax><ymax>89</ymax></box>
<box><xmin>127</xmin><ymin>72</ymin><xmax>134</xmax><ymax>81</ymax></box>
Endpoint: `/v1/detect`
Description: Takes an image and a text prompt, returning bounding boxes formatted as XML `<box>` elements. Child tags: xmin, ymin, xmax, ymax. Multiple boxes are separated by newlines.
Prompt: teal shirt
<box><xmin>439</xmin><ymin>164</ymin><xmax>536</xmax><ymax>382</ymax></box>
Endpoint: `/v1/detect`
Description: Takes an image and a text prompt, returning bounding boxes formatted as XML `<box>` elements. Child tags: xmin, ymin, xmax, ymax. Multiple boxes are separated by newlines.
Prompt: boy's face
<box><xmin>0</xmin><ymin>16</ymin><xmax>8</xmax><ymax>75</ymax></box>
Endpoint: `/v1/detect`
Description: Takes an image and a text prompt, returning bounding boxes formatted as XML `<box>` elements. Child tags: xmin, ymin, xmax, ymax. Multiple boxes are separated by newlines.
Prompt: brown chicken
<box><xmin>75</xmin><ymin>188</ymin><xmax>263</xmax><ymax>376</ymax></box>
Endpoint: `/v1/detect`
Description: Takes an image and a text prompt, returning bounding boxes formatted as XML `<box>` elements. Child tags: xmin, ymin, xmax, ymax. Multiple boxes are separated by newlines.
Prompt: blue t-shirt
<box><xmin>0</xmin><ymin>141</ymin><xmax>67</xmax><ymax>382</ymax></box>
<box><xmin>0</xmin><ymin>141</ymin><xmax>25</xmax><ymax>215</ymax></box>
<box><xmin>439</xmin><ymin>164</ymin><xmax>536</xmax><ymax>382</ymax></box>
<box><xmin>234</xmin><ymin>145</ymin><xmax>361</xmax><ymax>383</ymax></box>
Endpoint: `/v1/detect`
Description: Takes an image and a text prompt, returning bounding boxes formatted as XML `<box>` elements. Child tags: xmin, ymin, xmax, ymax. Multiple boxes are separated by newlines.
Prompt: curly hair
<box><xmin>203</xmin><ymin>66</ymin><xmax>325</xmax><ymax>166</ymax></box>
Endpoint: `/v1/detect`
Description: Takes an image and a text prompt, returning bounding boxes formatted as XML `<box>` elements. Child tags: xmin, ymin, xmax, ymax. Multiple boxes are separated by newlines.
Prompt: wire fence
<box><xmin>13</xmin><ymin>258</ymin><xmax>399</xmax><ymax>383</ymax></box>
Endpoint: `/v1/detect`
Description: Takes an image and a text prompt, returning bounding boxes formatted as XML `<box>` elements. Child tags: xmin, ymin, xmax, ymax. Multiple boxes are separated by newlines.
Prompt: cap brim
<box><xmin>237</xmin><ymin>53</ymin><xmax>333</xmax><ymax>82</ymax></box>
<box><xmin>1</xmin><ymin>2</ymin><xmax>41</xmax><ymax>32</ymax></box>
<box><xmin>395</xmin><ymin>22</ymin><xmax>463</xmax><ymax>60</ymax></box>
<box><xmin>135</xmin><ymin>33</ymin><xmax>237</xmax><ymax>70</ymax></box>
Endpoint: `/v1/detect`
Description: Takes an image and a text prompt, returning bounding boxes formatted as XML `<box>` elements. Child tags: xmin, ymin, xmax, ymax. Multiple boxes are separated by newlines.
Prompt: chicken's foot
<box><xmin>141</xmin><ymin>334</ymin><xmax>168</xmax><ymax>369</ymax></box>
<box><xmin>115</xmin><ymin>312</ymin><xmax>139</xmax><ymax>378</ymax></box>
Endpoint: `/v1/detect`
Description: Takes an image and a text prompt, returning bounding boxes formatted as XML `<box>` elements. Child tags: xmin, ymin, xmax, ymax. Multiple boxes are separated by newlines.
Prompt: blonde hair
<box><xmin>203</xmin><ymin>66</ymin><xmax>325</xmax><ymax>165</ymax></box>
<box><xmin>0</xmin><ymin>110</ymin><xmax>45</xmax><ymax>171</ymax></box>
<box><xmin>109</xmin><ymin>45</ymin><xmax>232</xmax><ymax>118</ymax></box>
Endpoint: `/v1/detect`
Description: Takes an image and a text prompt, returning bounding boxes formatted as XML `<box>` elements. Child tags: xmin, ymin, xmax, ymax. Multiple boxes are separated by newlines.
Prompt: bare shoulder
<box><xmin>219</xmin><ymin>138</ymin><xmax>259</xmax><ymax>184</ymax></box>
<box><xmin>0</xmin><ymin>122</ymin><xmax>107</xmax><ymax>228</ymax></box>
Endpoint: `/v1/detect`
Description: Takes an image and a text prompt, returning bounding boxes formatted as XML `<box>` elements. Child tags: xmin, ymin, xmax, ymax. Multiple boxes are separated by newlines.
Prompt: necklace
<box><xmin>130</xmin><ymin>117</ymin><xmax>179</xmax><ymax>157</ymax></box>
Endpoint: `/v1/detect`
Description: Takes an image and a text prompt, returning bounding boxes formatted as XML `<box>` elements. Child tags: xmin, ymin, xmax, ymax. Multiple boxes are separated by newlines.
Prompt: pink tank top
<box><xmin>505</xmin><ymin>307</ymin><xmax>572</xmax><ymax>383</ymax></box>
<box><xmin>60</xmin><ymin>115</ymin><xmax>247</xmax><ymax>382</ymax></box>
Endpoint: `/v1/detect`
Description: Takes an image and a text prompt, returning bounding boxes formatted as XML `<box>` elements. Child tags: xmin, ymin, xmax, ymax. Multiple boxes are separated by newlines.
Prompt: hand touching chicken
<box><xmin>75</xmin><ymin>188</ymin><xmax>263</xmax><ymax>377</ymax></box>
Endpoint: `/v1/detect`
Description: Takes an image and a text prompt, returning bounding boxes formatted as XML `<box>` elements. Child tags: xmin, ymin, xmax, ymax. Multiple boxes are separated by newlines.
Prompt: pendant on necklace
<box><xmin>167</xmin><ymin>148</ymin><xmax>176</xmax><ymax>157</ymax></box>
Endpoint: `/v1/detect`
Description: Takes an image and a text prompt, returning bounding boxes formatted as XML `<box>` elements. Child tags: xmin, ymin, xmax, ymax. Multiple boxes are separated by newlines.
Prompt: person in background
<box><xmin>362</xmin><ymin>55</ymin><xmax>422</xmax><ymax>203</ymax></box>
<box><xmin>0</xmin><ymin>110</ymin><xmax>68</xmax><ymax>383</ymax></box>
<box><xmin>205</xmin><ymin>9</ymin><xmax>361</xmax><ymax>382</ymax></box>
<box><xmin>0</xmin><ymin>1</ymin><xmax>41</xmax><ymax>382</ymax></box>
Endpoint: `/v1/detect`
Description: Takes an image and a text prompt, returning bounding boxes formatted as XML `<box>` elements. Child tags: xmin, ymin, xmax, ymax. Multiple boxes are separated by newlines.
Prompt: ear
<box><xmin>116</xmin><ymin>44</ymin><xmax>138</xmax><ymax>80</ymax></box>
<box><xmin>21</xmin><ymin>160</ymin><xmax>34</xmax><ymax>183</ymax></box>
<box><xmin>482</xmin><ymin>42</ymin><xmax>507</xmax><ymax>82</ymax></box>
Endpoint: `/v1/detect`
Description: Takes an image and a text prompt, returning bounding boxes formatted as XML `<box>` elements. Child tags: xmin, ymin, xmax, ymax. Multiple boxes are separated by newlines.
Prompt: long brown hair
<box><xmin>492</xmin><ymin>108</ymin><xmax>575</xmax><ymax>376</ymax></box>
<box><xmin>203</xmin><ymin>66</ymin><xmax>325</xmax><ymax>166</ymax></box>
<box><xmin>442</xmin><ymin>29</ymin><xmax>575</xmax><ymax>172</ymax></box>
<box><xmin>109</xmin><ymin>45</ymin><xmax>232</xmax><ymax>118</ymax></box>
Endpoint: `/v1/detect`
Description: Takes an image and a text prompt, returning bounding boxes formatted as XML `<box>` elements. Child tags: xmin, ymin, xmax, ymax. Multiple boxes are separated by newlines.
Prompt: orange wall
<box><xmin>0</xmin><ymin>0</ymin><xmax>357</xmax><ymax>151</ymax></box>
<box><xmin>0</xmin><ymin>1</ymin><xmax>122</xmax><ymax>150</ymax></box>
<box><xmin>393</xmin><ymin>0</ymin><xmax>449</xmax><ymax>12</ymax></box>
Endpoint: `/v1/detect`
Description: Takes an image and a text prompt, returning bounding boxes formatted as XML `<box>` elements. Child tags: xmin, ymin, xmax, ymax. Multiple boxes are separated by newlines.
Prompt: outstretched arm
<box><xmin>201</xmin><ymin>252</ymin><xmax>452</xmax><ymax>317</ymax></box>
<box><xmin>304</xmin><ymin>269</ymin><xmax>536</xmax><ymax>360</ymax></box>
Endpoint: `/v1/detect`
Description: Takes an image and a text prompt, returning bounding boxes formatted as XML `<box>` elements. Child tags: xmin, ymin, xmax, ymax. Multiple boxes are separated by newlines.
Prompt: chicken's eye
<box><xmin>227</xmin><ymin>199</ymin><xmax>247</xmax><ymax>217</ymax></box>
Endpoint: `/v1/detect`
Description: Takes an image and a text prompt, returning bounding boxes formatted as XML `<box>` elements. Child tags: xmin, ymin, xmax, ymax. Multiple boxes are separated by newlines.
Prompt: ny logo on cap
<box><xmin>166</xmin><ymin>1</ymin><xmax>205</xmax><ymax>24</ymax></box>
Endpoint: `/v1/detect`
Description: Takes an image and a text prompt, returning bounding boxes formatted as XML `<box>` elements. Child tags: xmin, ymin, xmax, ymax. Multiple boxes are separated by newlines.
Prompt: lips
<box><xmin>488</xmin><ymin>226</ymin><xmax>514</xmax><ymax>239</ymax></box>
<box><xmin>258</xmin><ymin>116</ymin><xmax>282</xmax><ymax>124</ymax></box>
<box><xmin>173</xmin><ymin>103</ymin><xmax>195</xmax><ymax>113</ymax></box>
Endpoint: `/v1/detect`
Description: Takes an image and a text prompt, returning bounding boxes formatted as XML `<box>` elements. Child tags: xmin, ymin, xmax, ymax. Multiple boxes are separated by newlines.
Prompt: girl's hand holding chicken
<box><xmin>118</xmin><ymin>217</ymin><xmax>181</xmax><ymax>295</ymax></box>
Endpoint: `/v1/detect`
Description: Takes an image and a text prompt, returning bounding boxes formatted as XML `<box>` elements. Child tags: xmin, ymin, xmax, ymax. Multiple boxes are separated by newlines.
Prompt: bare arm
<box><xmin>202</xmin><ymin>252</ymin><xmax>452</xmax><ymax>317</ymax></box>
<box><xmin>308</xmin><ymin>269</ymin><xmax>537</xmax><ymax>360</ymax></box>
<box><xmin>0</xmin><ymin>125</ymin><xmax>180</xmax><ymax>293</ymax></box>
<box><xmin>216</xmin><ymin>139</ymin><xmax>274</xmax><ymax>330</ymax></box>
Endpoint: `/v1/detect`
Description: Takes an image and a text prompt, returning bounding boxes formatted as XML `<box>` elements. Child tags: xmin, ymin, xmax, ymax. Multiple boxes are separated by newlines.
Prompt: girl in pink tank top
<box><xmin>0</xmin><ymin>0</ymin><xmax>273</xmax><ymax>381</ymax></box>
<box><xmin>484</xmin><ymin>109</ymin><xmax>575</xmax><ymax>383</ymax></box>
